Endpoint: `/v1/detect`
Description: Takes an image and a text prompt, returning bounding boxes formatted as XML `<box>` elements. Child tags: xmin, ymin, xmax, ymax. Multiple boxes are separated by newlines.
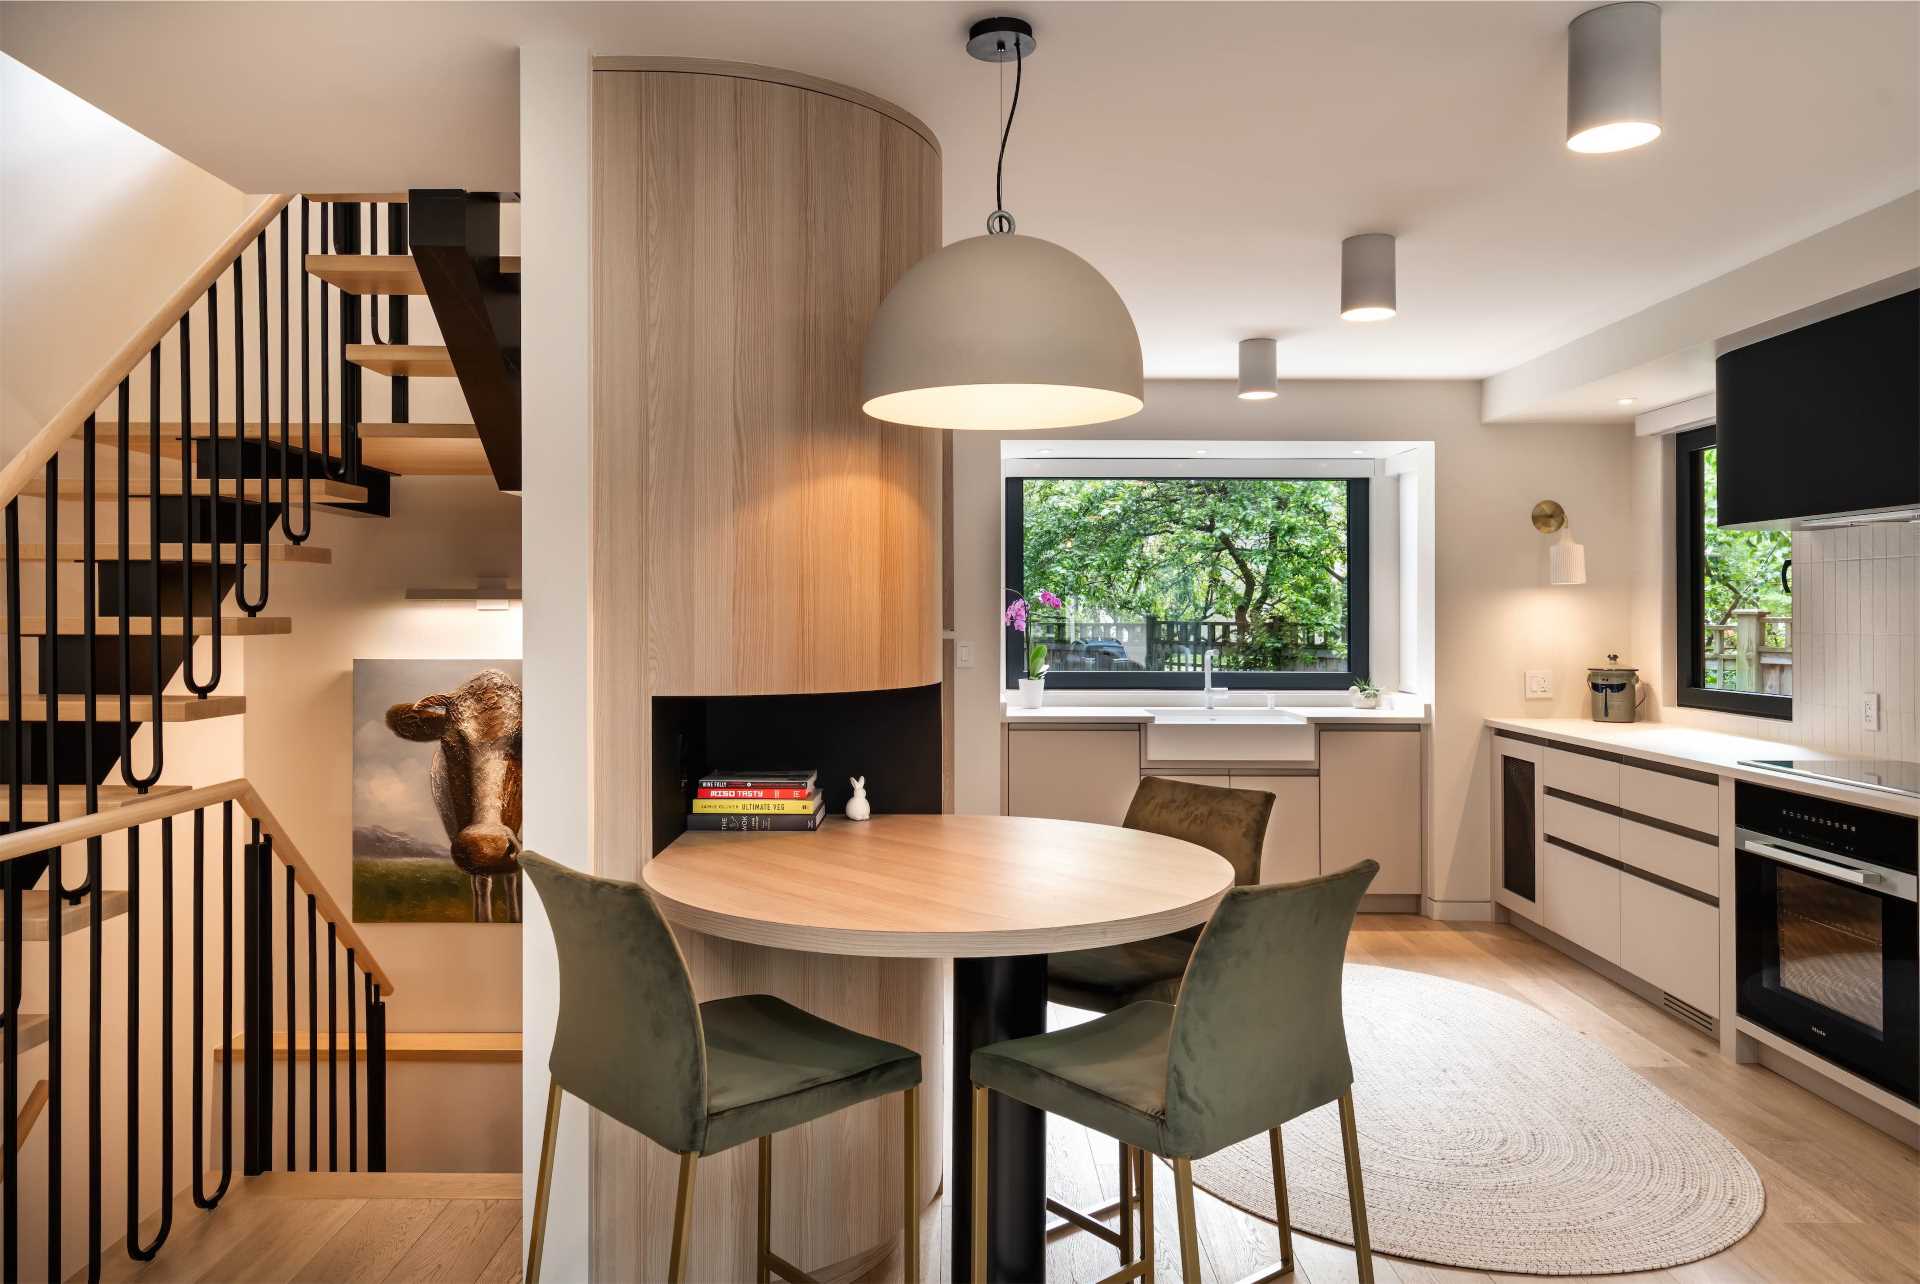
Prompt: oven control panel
<box><xmin>1735</xmin><ymin>781</ymin><xmax>1917</xmax><ymax>871</ymax></box>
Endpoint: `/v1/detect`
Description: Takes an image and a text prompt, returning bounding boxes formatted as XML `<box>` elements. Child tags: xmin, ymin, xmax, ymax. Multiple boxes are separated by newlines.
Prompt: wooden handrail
<box><xmin>0</xmin><ymin>193</ymin><xmax>293</xmax><ymax>510</ymax></box>
<box><xmin>0</xmin><ymin>777</ymin><xmax>395</xmax><ymax>995</ymax></box>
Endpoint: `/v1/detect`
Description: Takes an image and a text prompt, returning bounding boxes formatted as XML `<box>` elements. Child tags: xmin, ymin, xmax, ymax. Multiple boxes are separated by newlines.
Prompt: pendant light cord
<box><xmin>991</xmin><ymin>37</ymin><xmax>1023</xmax><ymax>231</ymax></box>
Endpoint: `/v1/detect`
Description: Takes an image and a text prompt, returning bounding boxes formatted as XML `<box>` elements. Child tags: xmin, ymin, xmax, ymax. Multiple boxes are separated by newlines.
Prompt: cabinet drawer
<box><xmin>1006</xmin><ymin>728</ymin><xmax>1141</xmax><ymax>825</ymax></box>
<box><xmin>1620</xmin><ymin>819</ymin><xmax>1718</xmax><ymax>899</ymax></box>
<box><xmin>1621</xmin><ymin>764</ymin><xmax>1719</xmax><ymax>838</ymax></box>
<box><xmin>1544</xmin><ymin>793</ymin><xmax>1619</xmax><ymax>859</ymax></box>
<box><xmin>1544</xmin><ymin>840</ymin><xmax>1621</xmax><ymax>964</ymax></box>
<box><xmin>1619</xmin><ymin>875</ymin><xmax>1717</xmax><ymax>1016</ymax></box>
<box><xmin>1546</xmin><ymin>747</ymin><xmax>1619</xmax><ymax>805</ymax></box>
<box><xmin>1232</xmin><ymin>774</ymin><xmax>1320</xmax><ymax>884</ymax></box>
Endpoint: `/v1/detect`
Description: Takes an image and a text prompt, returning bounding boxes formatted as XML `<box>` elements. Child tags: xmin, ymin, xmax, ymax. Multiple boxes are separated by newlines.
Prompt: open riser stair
<box><xmin>1</xmin><ymin>188</ymin><xmax>519</xmax><ymax>1282</ymax></box>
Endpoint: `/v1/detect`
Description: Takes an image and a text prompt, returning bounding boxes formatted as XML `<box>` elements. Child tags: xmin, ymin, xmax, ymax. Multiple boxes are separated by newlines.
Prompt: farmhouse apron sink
<box><xmin>1142</xmin><ymin>707</ymin><xmax>1315</xmax><ymax>763</ymax></box>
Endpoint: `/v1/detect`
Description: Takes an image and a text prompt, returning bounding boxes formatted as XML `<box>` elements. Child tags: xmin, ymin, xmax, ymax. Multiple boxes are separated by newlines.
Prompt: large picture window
<box><xmin>1675</xmin><ymin>425</ymin><xmax>1792</xmax><ymax>718</ymax></box>
<box><xmin>1004</xmin><ymin>475</ymin><xmax>1369</xmax><ymax>690</ymax></box>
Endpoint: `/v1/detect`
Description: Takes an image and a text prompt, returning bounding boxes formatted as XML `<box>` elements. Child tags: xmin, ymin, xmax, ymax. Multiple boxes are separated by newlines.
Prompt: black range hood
<box><xmin>1716</xmin><ymin>287</ymin><xmax>1919</xmax><ymax>530</ymax></box>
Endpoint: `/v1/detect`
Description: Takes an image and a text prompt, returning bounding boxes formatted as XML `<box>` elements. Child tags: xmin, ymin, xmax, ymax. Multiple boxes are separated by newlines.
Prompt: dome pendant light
<box><xmin>862</xmin><ymin>17</ymin><xmax>1144</xmax><ymax>431</ymax></box>
<box><xmin>1237</xmin><ymin>338</ymin><xmax>1278</xmax><ymax>400</ymax></box>
<box><xmin>1340</xmin><ymin>233</ymin><xmax>1397</xmax><ymax>322</ymax></box>
<box><xmin>1567</xmin><ymin>2</ymin><xmax>1663</xmax><ymax>154</ymax></box>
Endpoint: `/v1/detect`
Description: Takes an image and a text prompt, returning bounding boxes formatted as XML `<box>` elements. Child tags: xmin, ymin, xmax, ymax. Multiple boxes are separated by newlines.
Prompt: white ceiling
<box><xmin>3</xmin><ymin>2</ymin><xmax>1916</xmax><ymax>386</ymax></box>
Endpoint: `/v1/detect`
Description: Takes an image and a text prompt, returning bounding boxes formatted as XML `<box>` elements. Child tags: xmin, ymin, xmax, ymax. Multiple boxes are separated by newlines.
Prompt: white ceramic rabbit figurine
<box><xmin>845</xmin><ymin>776</ymin><xmax>871</xmax><ymax>822</ymax></box>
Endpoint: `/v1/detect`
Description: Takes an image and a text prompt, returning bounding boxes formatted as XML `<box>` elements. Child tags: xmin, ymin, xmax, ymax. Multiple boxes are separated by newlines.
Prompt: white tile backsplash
<box><xmin>1787</xmin><ymin>523</ymin><xmax>1920</xmax><ymax>760</ymax></box>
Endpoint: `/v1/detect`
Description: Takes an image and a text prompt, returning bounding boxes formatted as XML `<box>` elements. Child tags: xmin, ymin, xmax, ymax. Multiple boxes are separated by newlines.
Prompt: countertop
<box><xmin>1486</xmin><ymin>716</ymin><xmax>1920</xmax><ymax>818</ymax></box>
<box><xmin>1005</xmin><ymin>701</ymin><xmax>1430</xmax><ymax>727</ymax></box>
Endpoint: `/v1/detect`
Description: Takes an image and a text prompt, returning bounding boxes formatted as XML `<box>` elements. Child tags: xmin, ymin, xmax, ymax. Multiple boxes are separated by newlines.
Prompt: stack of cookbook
<box><xmin>687</xmin><ymin>769</ymin><xmax>825</xmax><ymax>831</ymax></box>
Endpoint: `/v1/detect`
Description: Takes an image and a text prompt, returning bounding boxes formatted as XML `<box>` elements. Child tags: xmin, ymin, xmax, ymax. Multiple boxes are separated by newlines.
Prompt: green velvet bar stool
<box><xmin>1044</xmin><ymin>776</ymin><xmax>1276</xmax><ymax>1265</ymax></box>
<box><xmin>974</xmin><ymin>860</ymin><xmax>1380</xmax><ymax>1284</ymax></box>
<box><xmin>521</xmin><ymin>853</ymin><xmax>924</xmax><ymax>1284</ymax></box>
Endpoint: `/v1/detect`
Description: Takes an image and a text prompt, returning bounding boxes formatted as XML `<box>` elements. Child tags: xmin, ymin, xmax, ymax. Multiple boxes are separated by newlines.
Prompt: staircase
<box><xmin>0</xmin><ymin>191</ymin><xmax>520</xmax><ymax>1282</ymax></box>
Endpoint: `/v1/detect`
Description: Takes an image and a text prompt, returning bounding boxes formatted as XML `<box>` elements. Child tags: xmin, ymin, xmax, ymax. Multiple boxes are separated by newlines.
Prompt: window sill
<box><xmin>1675</xmin><ymin>688</ymin><xmax>1794</xmax><ymax>720</ymax></box>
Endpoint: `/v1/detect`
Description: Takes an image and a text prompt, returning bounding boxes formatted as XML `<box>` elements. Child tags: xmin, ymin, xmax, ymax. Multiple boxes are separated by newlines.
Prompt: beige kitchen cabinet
<box><xmin>1543</xmin><ymin>840</ymin><xmax>1621</xmax><ymax>964</ymax></box>
<box><xmin>1149</xmin><ymin>774</ymin><xmax>1231</xmax><ymax>788</ymax></box>
<box><xmin>1006</xmin><ymin>727</ymin><xmax>1142</xmax><ymax>824</ymax></box>
<box><xmin>1317</xmin><ymin>729</ymin><xmax>1423</xmax><ymax>896</ymax></box>
<box><xmin>1232</xmin><ymin>774</ymin><xmax>1321</xmax><ymax>883</ymax></box>
<box><xmin>1618</xmin><ymin>874</ymin><xmax>1718</xmax><ymax>1016</ymax></box>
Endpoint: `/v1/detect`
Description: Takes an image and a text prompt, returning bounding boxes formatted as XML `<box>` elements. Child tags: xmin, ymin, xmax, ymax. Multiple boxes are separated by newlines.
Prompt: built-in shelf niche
<box><xmin>650</xmin><ymin>684</ymin><xmax>943</xmax><ymax>854</ymax></box>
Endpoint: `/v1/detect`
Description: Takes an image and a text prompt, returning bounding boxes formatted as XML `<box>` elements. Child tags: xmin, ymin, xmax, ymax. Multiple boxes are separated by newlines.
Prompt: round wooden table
<box><xmin>645</xmin><ymin>813</ymin><xmax>1233</xmax><ymax>1283</ymax></box>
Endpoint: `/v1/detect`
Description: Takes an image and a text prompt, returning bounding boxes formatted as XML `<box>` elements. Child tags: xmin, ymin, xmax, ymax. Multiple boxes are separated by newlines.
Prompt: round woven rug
<box><xmin>1188</xmin><ymin>965</ymin><xmax>1765</xmax><ymax>1275</ymax></box>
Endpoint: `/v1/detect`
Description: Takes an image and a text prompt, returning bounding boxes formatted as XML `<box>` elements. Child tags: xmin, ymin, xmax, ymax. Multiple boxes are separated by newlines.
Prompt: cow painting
<box><xmin>383</xmin><ymin>667</ymin><xmax>524</xmax><ymax>923</ymax></box>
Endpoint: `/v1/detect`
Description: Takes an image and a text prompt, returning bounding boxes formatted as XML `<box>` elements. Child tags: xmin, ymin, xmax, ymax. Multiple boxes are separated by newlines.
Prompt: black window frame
<box><xmin>1003</xmin><ymin>474</ymin><xmax>1370</xmax><ymax>692</ymax></box>
<box><xmin>1674</xmin><ymin>424</ymin><xmax>1792</xmax><ymax>720</ymax></box>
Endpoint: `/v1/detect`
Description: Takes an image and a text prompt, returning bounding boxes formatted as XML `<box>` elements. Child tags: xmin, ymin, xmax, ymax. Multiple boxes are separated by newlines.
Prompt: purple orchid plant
<box><xmin>1005</xmin><ymin>588</ymin><xmax>1064</xmax><ymax>681</ymax></box>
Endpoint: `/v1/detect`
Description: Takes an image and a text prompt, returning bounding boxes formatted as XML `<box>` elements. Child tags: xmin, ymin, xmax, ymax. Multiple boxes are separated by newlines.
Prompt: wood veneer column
<box><xmin>590</xmin><ymin>60</ymin><xmax>943</xmax><ymax>1282</ymax></box>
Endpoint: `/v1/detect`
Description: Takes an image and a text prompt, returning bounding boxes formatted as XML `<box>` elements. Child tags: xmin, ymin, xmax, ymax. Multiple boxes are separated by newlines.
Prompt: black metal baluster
<box><xmin>307</xmin><ymin>893</ymin><xmax>317</xmax><ymax>1171</ymax></box>
<box><xmin>195</xmin><ymin>802</ymin><xmax>234</xmax><ymax>1207</ymax></box>
<box><xmin>44</xmin><ymin>835</ymin><xmax>61</xmax><ymax>1284</ymax></box>
<box><xmin>6</xmin><ymin>500</ymin><xmax>21</xmax><ymax>841</ymax></box>
<box><xmin>238</xmin><ymin>232</ymin><xmax>269</xmax><ymax>616</ymax></box>
<box><xmin>366</xmin><ymin>973</ymin><xmax>387</xmax><ymax>1171</ymax></box>
<box><xmin>346</xmin><ymin>946</ymin><xmax>358</xmax><ymax>1171</ymax></box>
<box><xmin>284</xmin><ymin>862</ymin><xmax>295</xmax><ymax>1169</ymax></box>
<box><xmin>125</xmin><ymin>820</ymin><xmax>176</xmax><ymax>1260</ymax></box>
<box><xmin>147</xmin><ymin>347</ymin><xmax>165</xmax><ymax>772</ymax></box>
<box><xmin>3</xmin><ymin>856</ymin><xmax>21</xmax><ymax>1284</ymax></box>
<box><xmin>288</xmin><ymin>201</ymin><xmax>313</xmax><ymax>545</ymax></box>
<box><xmin>319</xmin><ymin>204</ymin><xmax>333</xmax><ymax>479</ymax></box>
<box><xmin>326</xmin><ymin>921</ymin><xmax>337</xmax><ymax>1171</ymax></box>
<box><xmin>241</xmin><ymin>819</ymin><xmax>273</xmax><ymax>1174</ymax></box>
<box><xmin>388</xmin><ymin>201</ymin><xmax>410</xmax><ymax>427</ymax></box>
<box><xmin>86</xmin><ymin>824</ymin><xmax>102</xmax><ymax>1274</ymax></box>
<box><xmin>114</xmin><ymin>379</ymin><xmax>154</xmax><ymax>790</ymax></box>
<box><xmin>332</xmin><ymin>203</ymin><xmax>360</xmax><ymax>482</ymax></box>
<box><xmin>43</xmin><ymin>452</ymin><xmax>59</xmax><ymax>830</ymax></box>
<box><xmin>182</xmin><ymin>286</ymin><xmax>222</xmax><ymax>697</ymax></box>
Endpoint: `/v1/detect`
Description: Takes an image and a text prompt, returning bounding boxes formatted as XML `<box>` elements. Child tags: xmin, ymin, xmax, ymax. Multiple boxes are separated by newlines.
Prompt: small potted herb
<box><xmin>1349</xmin><ymin>677</ymin><xmax>1383</xmax><ymax>709</ymax></box>
<box><xmin>1006</xmin><ymin>589</ymin><xmax>1063</xmax><ymax>708</ymax></box>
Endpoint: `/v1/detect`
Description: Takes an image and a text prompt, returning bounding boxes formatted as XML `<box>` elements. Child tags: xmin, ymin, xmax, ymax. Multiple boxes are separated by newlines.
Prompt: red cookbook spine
<box><xmin>696</xmin><ymin>787</ymin><xmax>812</xmax><ymax>800</ymax></box>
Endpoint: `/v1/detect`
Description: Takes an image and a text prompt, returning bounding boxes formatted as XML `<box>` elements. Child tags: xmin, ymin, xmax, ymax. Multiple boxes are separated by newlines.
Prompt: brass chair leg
<box><xmin>1138</xmin><ymin>1149</ymin><xmax>1155</xmax><ymax>1284</ymax></box>
<box><xmin>971</xmin><ymin>1085</ymin><xmax>989</xmax><ymax>1284</ymax></box>
<box><xmin>903</xmin><ymin>1086</ymin><xmax>921</xmax><ymax>1284</ymax></box>
<box><xmin>1268</xmin><ymin>1126</ymin><xmax>1294</xmax><ymax>1274</ymax></box>
<box><xmin>526</xmin><ymin>1078</ymin><xmax>563</xmax><ymax>1284</ymax></box>
<box><xmin>1336</xmin><ymin>1091</ymin><xmax>1374</xmax><ymax>1284</ymax></box>
<box><xmin>1117</xmin><ymin>1140</ymin><xmax>1136</xmax><ymax>1266</ymax></box>
<box><xmin>669</xmin><ymin>1151</ymin><xmax>699</xmax><ymax>1284</ymax></box>
<box><xmin>1171</xmin><ymin>1158</ymin><xmax>1201</xmax><ymax>1284</ymax></box>
<box><xmin>757</xmin><ymin>1135</ymin><xmax>774</xmax><ymax>1284</ymax></box>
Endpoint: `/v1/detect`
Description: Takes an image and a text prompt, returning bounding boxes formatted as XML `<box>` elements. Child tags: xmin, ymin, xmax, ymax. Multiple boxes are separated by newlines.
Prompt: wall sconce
<box><xmin>1531</xmin><ymin>501</ymin><xmax>1587</xmax><ymax>585</ymax></box>
<box><xmin>405</xmin><ymin>577</ymin><xmax>521</xmax><ymax>610</ymax></box>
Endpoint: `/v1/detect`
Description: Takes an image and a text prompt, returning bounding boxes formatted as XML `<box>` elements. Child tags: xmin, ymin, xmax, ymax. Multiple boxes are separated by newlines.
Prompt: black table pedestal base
<box><xmin>951</xmin><ymin>954</ymin><xmax>1048</xmax><ymax>1284</ymax></box>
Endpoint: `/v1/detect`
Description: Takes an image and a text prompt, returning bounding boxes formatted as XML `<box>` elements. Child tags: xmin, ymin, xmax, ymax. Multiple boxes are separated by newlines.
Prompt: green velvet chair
<box><xmin>1044</xmin><ymin>776</ymin><xmax>1276</xmax><ymax>1264</ymax></box>
<box><xmin>521</xmin><ymin>852</ymin><xmax>924</xmax><ymax>1284</ymax></box>
<box><xmin>975</xmin><ymin>859</ymin><xmax>1380</xmax><ymax>1284</ymax></box>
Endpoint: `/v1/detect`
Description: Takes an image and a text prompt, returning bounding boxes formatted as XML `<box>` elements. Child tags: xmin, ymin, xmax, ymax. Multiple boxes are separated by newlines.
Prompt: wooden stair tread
<box><xmin>5</xmin><ymin>542</ymin><xmax>332</xmax><ymax>564</ymax></box>
<box><xmin>4</xmin><ymin>615</ymin><xmax>292</xmax><ymax>637</ymax></box>
<box><xmin>359</xmin><ymin>423</ymin><xmax>489</xmax><ymax>476</ymax></box>
<box><xmin>80</xmin><ymin>424</ymin><xmax>346</xmax><ymax>462</ymax></box>
<box><xmin>0</xmin><ymin>784</ymin><xmax>191</xmax><ymax>825</ymax></box>
<box><xmin>0</xmin><ymin>889</ymin><xmax>134</xmax><ymax>939</ymax></box>
<box><xmin>22</xmin><ymin>476</ymin><xmax>367</xmax><ymax>504</ymax></box>
<box><xmin>305</xmin><ymin>255</ymin><xmax>518</xmax><ymax>295</ymax></box>
<box><xmin>0</xmin><ymin>694</ymin><xmax>246</xmax><ymax>723</ymax></box>
<box><xmin>13</xmin><ymin>1014</ymin><xmax>49</xmax><ymax>1054</ymax></box>
<box><xmin>303</xmin><ymin>191</ymin><xmax>409</xmax><ymax>204</ymax></box>
<box><xmin>346</xmin><ymin>344</ymin><xmax>455</xmax><ymax>378</ymax></box>
<box><xmin>220</xmin><ymin>1030</ymin><xmax>521</xmax><ymax>1063</ymax></box>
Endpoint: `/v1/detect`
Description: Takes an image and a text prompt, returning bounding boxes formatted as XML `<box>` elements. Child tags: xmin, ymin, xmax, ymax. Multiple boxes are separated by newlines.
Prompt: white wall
<box><xmin>1628</xmin><ymin>432</ymin><xmax>1920</xmax><ymax>759</ymax></box>
<box><xmin>953</xmin><ymin>380</ymin><xmax>1635</xmax><ymax>912</ymax></box>
<box><xmin>517</xmin><ymin>39</ymin><xmax>593</xmax><ymax>1283</ymax></box>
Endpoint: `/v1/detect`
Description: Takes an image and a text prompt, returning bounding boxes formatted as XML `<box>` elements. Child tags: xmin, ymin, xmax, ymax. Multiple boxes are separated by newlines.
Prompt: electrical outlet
<box><xmin>956</xmin><ymin>640</ymin><xmax>975</xmax><ymax>669</ymax></box>
<box><xmin>1863</xmin><ymin>691</ymin><xmax>1881</xmax><ymax>732</ymax></box>
<box><xmin>1524</xmin><ymin>670</ymin><xmax>1554</xmax><ymax>700</ymax></box>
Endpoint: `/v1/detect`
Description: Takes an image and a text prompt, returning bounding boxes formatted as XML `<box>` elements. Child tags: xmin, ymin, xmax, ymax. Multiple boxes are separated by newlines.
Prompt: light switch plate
<box><xmin>1863</xmin><ymin>691</ymin><xmax>1881</xmax><ymax>731</ymax></box>
<box><xmin>1524</xmin><ymin>670</ymin><xmax>1553</xmax><ymax>700</ymax></box>
<box><xmin>956</xmin><ymin>640</ymin><xmax>975</xmax><ymax>669</ymax></box>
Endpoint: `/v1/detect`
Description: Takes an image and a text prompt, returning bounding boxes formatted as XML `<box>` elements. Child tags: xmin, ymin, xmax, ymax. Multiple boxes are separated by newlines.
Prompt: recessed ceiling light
<box><xmin>1617</xmin><ymin>397</ymin><xmax>1637</xmax><ymax>406</ymax></box>
<box><xmin>1341</xmin><ymin>234</ymin><xmax>1397</xmax><ymax>322</ymax></box>
<box><xmin>1567</xmin><ymin>3</ymin><xmax>1664</xmax><ymax>154</ymax></box>
<box><xmin>1237</xmin><ymin>337</ymin><xmax>1279</xmax><ymax>400</ymax></box>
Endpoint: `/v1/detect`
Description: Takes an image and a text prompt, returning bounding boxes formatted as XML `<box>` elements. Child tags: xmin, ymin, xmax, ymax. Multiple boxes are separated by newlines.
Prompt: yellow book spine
<box><xmin>691</xmin><ymin>797</ymin><xmax>821</xmax><ymax>815</ymax></box>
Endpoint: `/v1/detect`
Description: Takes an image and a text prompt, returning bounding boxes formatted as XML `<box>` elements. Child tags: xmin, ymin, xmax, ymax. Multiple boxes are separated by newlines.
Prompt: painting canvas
<box><xmin>353</xmin><ymin>659</ymin><xmax>523</xmax><ymax>924</ymax></box>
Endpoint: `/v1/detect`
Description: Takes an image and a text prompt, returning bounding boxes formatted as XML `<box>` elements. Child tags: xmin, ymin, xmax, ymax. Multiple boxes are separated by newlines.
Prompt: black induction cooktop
<box><xmin>1739</xmin><ymin>758</ymin><xmax>1920</xmax><ymax>800</ymax></box>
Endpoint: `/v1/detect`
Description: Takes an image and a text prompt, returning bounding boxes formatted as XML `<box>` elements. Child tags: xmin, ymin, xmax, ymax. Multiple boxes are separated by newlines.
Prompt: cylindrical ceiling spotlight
<box><xmin>1340</xmin><ymin>233</ymin><xmax>1396</xmax><ymax>322</ymax></box>
<box><xmin>1237</xmin><ymin>338</ymin><xmax>1278</xmax><ymax>400</ymax></box>
<box><xmin>1567</xmin><ymin>2</ymin><xmax>1663</xmax><ymax>154</ymax></box>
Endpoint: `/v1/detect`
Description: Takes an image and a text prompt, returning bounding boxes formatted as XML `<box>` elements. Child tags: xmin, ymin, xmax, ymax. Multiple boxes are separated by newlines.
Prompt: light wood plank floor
<box><xmin>88</xmin><ymin>1171</ymin><xmax>521</xmax><ymax>1284</ymax></box>
<box><xmin>871</xmin><ymin>916</ymin><xmax>1919</xmax><ymax>1284</ymax></box>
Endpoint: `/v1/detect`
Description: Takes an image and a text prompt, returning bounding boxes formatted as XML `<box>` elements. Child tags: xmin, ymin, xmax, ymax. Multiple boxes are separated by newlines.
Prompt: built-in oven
<box><xmin>1734</xmin><ymin>782</ymin><xmax>1918</xmax><ymax>1103</ymax></box>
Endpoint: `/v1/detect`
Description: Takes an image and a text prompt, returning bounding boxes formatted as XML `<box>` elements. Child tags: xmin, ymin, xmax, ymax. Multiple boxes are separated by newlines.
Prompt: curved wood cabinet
<box><xmin>589</xmin><ymin>60</ymin><xmax>945</xmax><ymax>1284</ymax></box>
<box><xmin>594</xmin><ymin>61</ymin><xmax>943</xmax><ymax>698</ymax></box>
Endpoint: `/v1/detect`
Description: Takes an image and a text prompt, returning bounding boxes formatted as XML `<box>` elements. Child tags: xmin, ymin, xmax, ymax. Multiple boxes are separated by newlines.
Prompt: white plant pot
<box><xmin>1349</xmin><ymin>690</ymin><xmax>1382</xmax><ymax>709</ymax></box>
<box><xmin>1016</xmin><ymin>678</ymin><xmax>1046</xmax><ymax>709</ymax></box>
